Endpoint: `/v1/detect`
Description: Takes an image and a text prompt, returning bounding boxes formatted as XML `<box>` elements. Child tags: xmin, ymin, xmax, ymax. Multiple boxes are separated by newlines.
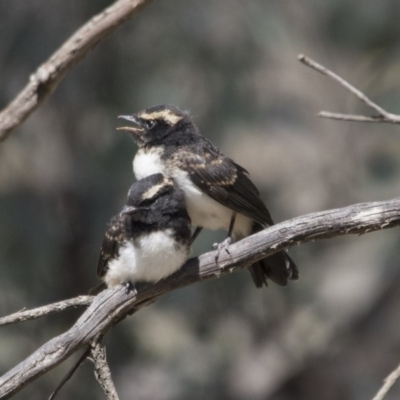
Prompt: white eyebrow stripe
<box><xmin>139</xmin><ymin>110</ymin><xmax>182</xmax><ymax>125</ymax></box>
<box><xmin>141</xmin><ymin>177</ymin><xmax>170</xmax><ymax>200</ymax></box>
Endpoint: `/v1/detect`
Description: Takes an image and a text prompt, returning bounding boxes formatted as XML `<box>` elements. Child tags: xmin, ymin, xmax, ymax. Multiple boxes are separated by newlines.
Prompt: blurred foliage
<box><xmin>2</xmin><ymin>0</ymin><xmax>400</xmax><ymax>399</ymax></box>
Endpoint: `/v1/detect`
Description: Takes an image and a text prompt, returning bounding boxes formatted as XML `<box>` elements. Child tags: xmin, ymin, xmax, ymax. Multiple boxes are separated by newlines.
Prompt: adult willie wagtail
<box><xmin>117</xmin><ymin>105</ymin><xmax>299</xmax><ymax>288</ymax></box>
<box><xmin>98</xmin><ymin>173</ymin><xmax>192</xmax><ymax>291</ymax></box>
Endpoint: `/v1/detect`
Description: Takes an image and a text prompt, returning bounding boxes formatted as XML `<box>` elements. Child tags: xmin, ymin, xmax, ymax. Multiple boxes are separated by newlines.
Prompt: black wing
<box><xmin>175</xmin><ymin>146</ymin><xmax>274</xmax><ymax>226</ymax></box>
<box><xmin>97</xmin><ymin>216</ymin><xmax>124</xmax><ymax>278</ymax></box>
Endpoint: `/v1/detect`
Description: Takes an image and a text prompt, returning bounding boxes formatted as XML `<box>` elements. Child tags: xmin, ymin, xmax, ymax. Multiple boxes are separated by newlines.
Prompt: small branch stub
<box><xmin>372</xmin><ymin>363</ymin><xmax>400</xmax><ymax>400</ymax></box>
<box><xmin>90</xmin><ymin>341</ymin><xmax>120</xmax><ymax>400</ymax></box>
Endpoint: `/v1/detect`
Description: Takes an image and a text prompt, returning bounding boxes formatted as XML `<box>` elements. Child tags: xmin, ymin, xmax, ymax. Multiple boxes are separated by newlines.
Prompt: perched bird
<box><xmin>117</xmin><ymin>105</ymin><xmax>299</xmax><ymax>288</ymax></box>
<box><xmin>98</xmin><ymin>173</ymin><xmax>192</xmax><ymax>291</ymax></box>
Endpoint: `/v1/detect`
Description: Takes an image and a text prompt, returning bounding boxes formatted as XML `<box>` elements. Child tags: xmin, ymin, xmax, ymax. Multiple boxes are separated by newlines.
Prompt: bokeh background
<box><xmin>2</xmin><ymin>0</ymin><xmax>400</xmax><ymax>399</ymax></box>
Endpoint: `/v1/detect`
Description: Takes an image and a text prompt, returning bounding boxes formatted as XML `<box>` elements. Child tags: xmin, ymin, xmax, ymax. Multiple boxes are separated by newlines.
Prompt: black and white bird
<box><xmin>97</xmin><ymin>173</ymin><xmax>192</xmax><ymax>291</ymax></box>
<box><xmin>117</xmin><ymin>104</ymin><xmax>299</xmax><ymax>288</ymax></box>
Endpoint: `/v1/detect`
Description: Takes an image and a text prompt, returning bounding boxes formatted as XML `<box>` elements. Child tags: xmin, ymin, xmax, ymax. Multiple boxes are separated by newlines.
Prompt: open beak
<box><xmin>117</xmin><ymin>115</ymin><xmax>144</xmax><ymax>134</ymax></box>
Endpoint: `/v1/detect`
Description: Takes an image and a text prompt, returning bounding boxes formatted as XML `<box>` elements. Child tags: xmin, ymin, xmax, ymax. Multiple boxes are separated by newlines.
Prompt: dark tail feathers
<box><xmin>248</xmin><ymin>222</ymin><xmax>299</xmax><ymax>288</ymax></box>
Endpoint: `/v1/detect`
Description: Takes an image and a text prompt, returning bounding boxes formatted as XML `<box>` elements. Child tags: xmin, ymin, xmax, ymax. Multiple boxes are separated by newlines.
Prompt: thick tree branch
<box><xmin>0</xmin><ymin>296</ymin><xmax>93</xmax><ymax>327</ymax></box>
<box><xmin>0</xmin><ymin>0</ymin><xmax>153</xmax><ymax>143</ymax></box>
<box><xmin>298</xmin><ymin>54</ymin><xmax>400</xmax><ymax>124</ymax></box>
<box><xmin>1</xmin><ymin>197</ymin><xmax>400</xmax><ymax>399</ymax></box>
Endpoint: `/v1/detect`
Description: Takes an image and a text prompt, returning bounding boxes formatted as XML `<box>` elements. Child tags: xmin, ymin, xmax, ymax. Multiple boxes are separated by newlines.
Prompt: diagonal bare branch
<box><xmin>1</xmin><ymin>197</ymin><xmax>400</xmax><ymax>399</ymax></box>
<box><xmin>0</xmin><ymin>0</ymin><xmax>154</xmax><ymax>143</ymax></box>
<box><xmin>298</xmin><ymin>54</ymin><xmax>400</xmax><ymax>124</ymax></box>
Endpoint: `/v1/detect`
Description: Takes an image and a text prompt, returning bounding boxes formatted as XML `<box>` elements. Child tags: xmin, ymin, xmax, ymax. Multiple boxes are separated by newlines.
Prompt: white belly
<box><xmin>132</xmin><ymin>149</ymin><xmax>252</xmax><ymax>239</ymax></box>
<box><xmin>104</xmin><ymin>230</ymin><xmax>189</xmax><ymax>287</ymax></box>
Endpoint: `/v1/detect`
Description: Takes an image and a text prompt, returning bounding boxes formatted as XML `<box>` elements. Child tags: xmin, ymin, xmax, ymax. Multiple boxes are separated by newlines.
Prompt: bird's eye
<box><xmin>144</xmin><ymin>120</ymin><xmax>156</xmax><ymax>130</ymax></box>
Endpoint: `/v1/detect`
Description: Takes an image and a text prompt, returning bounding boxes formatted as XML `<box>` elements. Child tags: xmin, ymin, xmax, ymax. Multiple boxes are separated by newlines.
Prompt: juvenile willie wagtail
<box><xmin>117</xmin><ymin>105</ymin><xmax>299</xmax><ymax>288</ymax></box>
<box><xmin>98</xmin><ymin>173</ymin><xmax>192</xmax><ymax>290</ymax></box>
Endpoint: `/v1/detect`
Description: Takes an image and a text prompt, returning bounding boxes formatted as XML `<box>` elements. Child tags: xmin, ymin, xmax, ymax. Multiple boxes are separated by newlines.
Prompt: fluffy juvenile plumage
<box><xmin>98</xmin><ymin>173</ymin><xmax>191</xmax><ymax>289</ymax></box>
<box><xmin>117</xmin><ymin>105</ymin><xmax>299</xmax><ymax>288</ymax></box>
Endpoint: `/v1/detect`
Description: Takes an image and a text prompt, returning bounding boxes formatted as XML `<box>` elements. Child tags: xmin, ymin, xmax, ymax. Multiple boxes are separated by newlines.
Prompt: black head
<box><xmin>117</xmin><ymin>104</ymin><xmax>195</xmax><ymax>147</ymax></box>
<box><xmin>121</xmin><ymin>173</ymin><xmax>188</xmax><ymax>220</ymax></box>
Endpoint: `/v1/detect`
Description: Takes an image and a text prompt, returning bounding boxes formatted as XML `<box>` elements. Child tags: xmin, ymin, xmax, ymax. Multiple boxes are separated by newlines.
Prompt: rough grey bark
<box><xmin>1</xmin><ymin>197</ymin><xmax>400</xmax><ymax>399</ymax></box>
<box><xmin>90</xmin><ymin>341</ymin><xmax>120</xmax><ymax>400</ymax></box>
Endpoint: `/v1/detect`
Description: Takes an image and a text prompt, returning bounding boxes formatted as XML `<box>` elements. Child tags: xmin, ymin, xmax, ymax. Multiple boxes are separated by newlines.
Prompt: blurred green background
<box><xmin>2</xmin><ymin>0</ymin><xmax>400</xmax><ymax>399</ymax></box>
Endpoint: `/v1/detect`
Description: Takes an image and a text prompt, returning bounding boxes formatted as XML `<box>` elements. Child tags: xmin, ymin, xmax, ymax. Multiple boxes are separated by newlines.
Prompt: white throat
<box><xmin>133</xmin><ymin>147</ymin><xmax>165</xmax><ymax>180</ymax></box>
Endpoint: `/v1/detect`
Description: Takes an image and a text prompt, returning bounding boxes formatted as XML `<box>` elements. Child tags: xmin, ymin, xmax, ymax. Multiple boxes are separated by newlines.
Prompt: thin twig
<box><xmin>0</xmin><ymin>295</ymin><xmax>94</xmax><ymax>327</ymax></box>
<box><xmin>48</xmin><ymin>348</ymin><xmax>90</xmax><ymax>400</ymax></box>
<box><xmin>298</xmin><ymin>54</ymin><xmax>400</xmax><ymax>124</ymax></box>
<box><xmin>89</xmin><ymin>341</ymin><xmax>119</xmax><ymax>400</ymax></box>
<box><xmin>1</xmin><ymin>197</ymin><xmax>400</xmax><ymax>399</ymax></box>
<box><xmin>372</xmin><ymin>363</ymin><xmax>400</xmax><ymax>400</ymax></box>
<box><xmin>317</xmin><ymin>112</ymin><xmax>387</xmax><ymax>123</ymax></box>
<box><xmin>0</xmin><ymin>0</ymin><xmax>154</xmax><ymax>143</ymax></box>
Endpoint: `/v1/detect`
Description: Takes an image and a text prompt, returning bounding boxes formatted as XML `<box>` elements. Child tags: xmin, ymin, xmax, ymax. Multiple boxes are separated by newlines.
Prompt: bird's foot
<box><xmin>213</xmin><ymin>237</ymin><xmax>232</xmax><ymax>263</ymax></box>
<box><xmin>125</xmin><ymin>281</ymin><xmax>136</xmax><ymax>294</ymax></box>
